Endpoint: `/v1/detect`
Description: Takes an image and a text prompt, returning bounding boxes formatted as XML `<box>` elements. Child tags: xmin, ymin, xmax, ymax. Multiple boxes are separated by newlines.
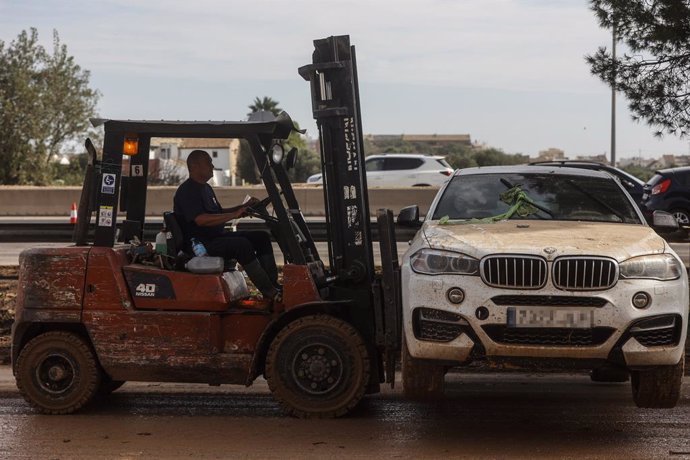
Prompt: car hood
<box><xmin>421</xmin><ymin>220</ymin><xmax>666</xmax><ymax>261</ymax></box>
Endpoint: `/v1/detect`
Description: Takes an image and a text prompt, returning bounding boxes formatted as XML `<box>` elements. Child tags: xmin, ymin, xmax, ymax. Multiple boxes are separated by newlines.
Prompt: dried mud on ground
<box><xmin>0</xmin><ymin>266</ymin><xmax>17</xmax><ymax>364</ymax></box>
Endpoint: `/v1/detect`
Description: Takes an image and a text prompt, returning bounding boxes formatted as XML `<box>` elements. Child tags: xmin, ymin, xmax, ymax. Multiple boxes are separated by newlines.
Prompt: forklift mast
<box><xmin>300</xmin><ymin>36</ymin><xmax>401</xmax><ymax>384</ymax></box>
<box><xmin>299</xmin><ymin>35</ymin><xmax>375</xmax><ymax>289</ymax></box>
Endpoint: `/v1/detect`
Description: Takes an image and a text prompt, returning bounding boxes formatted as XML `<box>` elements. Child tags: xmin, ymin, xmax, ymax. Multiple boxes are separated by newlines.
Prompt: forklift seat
<box><xmin>163</xmin><ymin>211</ymin><xmax>186</xmax><ymax>258</ymax></box>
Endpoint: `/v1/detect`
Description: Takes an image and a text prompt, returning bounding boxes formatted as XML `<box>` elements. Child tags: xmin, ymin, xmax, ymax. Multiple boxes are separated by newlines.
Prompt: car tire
<box><xmin>15</xmin><ymin>331</ymin><xmax>102</xmax><ymax>414</ymax></box>
<box><xmin>630</xmin><ymin>353</ymin><xmax>684</xmax><ymax>408</ymax></box>
<box><xmin>590</xmin><ymin>365</ymin><xmax>629</xmax><ymax>383</ymax></box>
<box><xmin>401</xmin><ymin>335</ymin><xmax>445</xmax><ymax>399</ymax></box>
<box><xmin>265</xmin><ymin>315</ymin><xmax>370</xmax><ymax>418</ymax></box>
<box><xmin>670</xmin><ymin>209</ymin><xmax>690</xmax><ymax>225</ymax></box>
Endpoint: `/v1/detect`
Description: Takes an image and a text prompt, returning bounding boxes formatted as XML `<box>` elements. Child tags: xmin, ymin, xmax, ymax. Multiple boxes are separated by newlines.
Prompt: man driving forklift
<box><xmin>174</xmin><ymin>149</ymin><xmax>281</xmax><ymax>301</ymax></box>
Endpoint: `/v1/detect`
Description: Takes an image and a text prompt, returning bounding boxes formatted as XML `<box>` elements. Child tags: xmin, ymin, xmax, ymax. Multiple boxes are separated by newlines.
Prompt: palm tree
<box><xmin>247</xmin><ymin>96</ymin><xmax>281</xmax><ymax>117</ymax></box>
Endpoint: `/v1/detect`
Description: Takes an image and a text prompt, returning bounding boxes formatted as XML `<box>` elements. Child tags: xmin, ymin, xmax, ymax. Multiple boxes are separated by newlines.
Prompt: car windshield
<box><xmin>432</xmin><ymin>173</ymin><xmax>642</xmax><ymax>224</ymax></box>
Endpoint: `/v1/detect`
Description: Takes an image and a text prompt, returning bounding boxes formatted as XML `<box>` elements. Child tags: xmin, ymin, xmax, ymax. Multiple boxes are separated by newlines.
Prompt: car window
<box><xmin>383</xmin><ymin>157</ymin><xmax>423</xmax><ymax>170</ymax></box>
<box><xmin>432</xmin><ymin>173</ymin><xmax>641</xmax><ymax>224</ymax></box>
<box><xmin>436</xmin><ymin>159</ymin><xmax>452</xmax><ymax>168</ymax></box>
<box><xmin>613</xmin><ymin>169</ymin><xmax>645</xmax><ymax>187</ymax></box>
<box><xmin>646</xmin><ymin>174</ymin><xmax>664</xmax><ymax>187</ymax></box>
<box><xmin>365</xmin><ymin>158</ymin><xmax>385</xmax><ymax>171</ymax></box>
<box><xmin>675</xmin><ymin>170</ymin><xmax>690</xmax><ymax>187</ymax></box>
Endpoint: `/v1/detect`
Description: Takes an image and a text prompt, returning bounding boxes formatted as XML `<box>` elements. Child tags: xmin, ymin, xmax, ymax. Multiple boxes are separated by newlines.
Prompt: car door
<box><xmin>365</xmin><ymin>157</ymin><xmax>385</xmax><ymax>187</ymax></box>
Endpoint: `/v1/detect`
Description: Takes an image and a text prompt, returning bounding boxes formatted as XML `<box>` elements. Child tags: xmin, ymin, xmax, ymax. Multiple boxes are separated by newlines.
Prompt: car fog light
<box><xmin>447</xmin><ymin>287</ymin><xmax>465</xmax><ymax>304</ymax></box>
<box><xmin>632</xmin><ymin>292</ymin><xmax>651</xmax><ymax>309</ymax></box>
<box><xmin>476</xmin><ymin>306</ymin><xmax>489</xmax><ymax>320</ymax></box>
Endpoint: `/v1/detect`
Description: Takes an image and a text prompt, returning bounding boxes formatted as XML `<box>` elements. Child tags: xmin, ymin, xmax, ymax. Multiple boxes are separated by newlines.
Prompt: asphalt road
<box><xmin>0</xmin><ymin>366</ymin><xmax>689</xmax><ymax>459</ymax></box>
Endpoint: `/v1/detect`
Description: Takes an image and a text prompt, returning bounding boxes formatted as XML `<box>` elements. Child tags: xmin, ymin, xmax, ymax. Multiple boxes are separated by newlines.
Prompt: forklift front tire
<box><xmin>265</xmin><ymin>315</ymin><xmax>370</xmax><ymax>418</ymax></box>
<box><xmin>15</xmin><ymin>331</ymin><xmax>102</xmax><ymax>414</ymax></box>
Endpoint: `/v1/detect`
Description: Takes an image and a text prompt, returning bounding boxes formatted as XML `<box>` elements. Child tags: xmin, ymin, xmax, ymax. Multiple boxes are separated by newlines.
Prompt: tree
<box><xmin>587</xmin><ymin>0</ymin><xmax>690</xmax><ymax>137</ymax></box>
<box><xmin>238</xmin><ymin>96</ymin><xmax>320</xmax><ymax>184</ymax></box>
<box><xmin>247</xmin><ymin>96</ymin><xmax>280</xmax><ymax>117</ymax></box>
<box><xmin>237</xmin><ymin>97</ymin><xmax>283</xmax><ymax>184</ymax></box>
<box><xmin>0</xmin><ymin>28</ymin><xmax>100</xmax><ymax>184</ymax></box>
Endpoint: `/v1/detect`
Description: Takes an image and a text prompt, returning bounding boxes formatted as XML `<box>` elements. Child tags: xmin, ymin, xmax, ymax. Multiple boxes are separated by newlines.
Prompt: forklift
<box><xmin>11</xmin><ymin>35</ymin><xmax>402</xmax><ymax>418</ymax></box>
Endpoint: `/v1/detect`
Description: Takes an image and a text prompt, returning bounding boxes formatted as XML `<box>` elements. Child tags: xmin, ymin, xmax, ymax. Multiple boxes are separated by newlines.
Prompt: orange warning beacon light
<box><xmin>123</xmin><ymin>135</ymin><xmax>139</xmax><ymax>156</ymax></box>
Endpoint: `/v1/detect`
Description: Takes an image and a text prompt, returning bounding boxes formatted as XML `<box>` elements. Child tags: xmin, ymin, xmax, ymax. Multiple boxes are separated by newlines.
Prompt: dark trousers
<box><xmin>205</xmin><ymin>231</ymin><xmax>278</xmax><ymax>283</ymax></box>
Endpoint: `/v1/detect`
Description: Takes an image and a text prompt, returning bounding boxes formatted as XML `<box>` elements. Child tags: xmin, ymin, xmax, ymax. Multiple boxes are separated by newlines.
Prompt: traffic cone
<box><xmin>70</xmin><ymin>202</ymin><xmax>78</xmax><ymax>224</ymax></box>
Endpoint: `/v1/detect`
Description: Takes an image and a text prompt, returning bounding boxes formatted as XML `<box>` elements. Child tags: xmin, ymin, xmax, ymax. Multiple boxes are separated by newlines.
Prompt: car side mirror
<box><xmin>652</xmin><ymin>210</ymin><xmax>679</xmax><ymax>230</ymax></box>
<box><xmin>397</xmin><ymin>205</ymin><xmax>422</xmax><ymax>228</ymax></box>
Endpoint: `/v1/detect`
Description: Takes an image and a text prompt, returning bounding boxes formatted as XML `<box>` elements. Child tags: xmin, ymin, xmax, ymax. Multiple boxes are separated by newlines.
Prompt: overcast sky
<box><xmin>2</xmin><ymin>0</ymin><xmax>689</xmax><ymax>159</ymax></box>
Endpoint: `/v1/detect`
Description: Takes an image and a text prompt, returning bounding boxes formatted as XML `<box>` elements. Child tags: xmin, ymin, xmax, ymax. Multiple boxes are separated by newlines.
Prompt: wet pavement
<box><xmin>1</xmin><ymin>366</ymin><xmax>689</xmax><ymax>459</ymax></box>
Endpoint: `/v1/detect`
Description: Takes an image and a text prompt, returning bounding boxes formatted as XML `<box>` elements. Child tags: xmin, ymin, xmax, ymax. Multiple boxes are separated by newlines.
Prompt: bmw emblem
<box><xmin>543</xmin><ymin>247</ymin><xmax>557</xmax><ymax>254</ymax></box>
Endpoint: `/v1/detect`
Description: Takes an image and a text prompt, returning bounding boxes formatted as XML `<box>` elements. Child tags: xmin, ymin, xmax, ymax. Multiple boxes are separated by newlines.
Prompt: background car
<box><xmin>307</xmin><ymin>153</ymin><xmax>454</xmax><ymax>187</ymax></box>
<box><xmin>529</xmin><ymin>160</ymin><xmax>645</xmax><ymax>206</ymax></box>
<box><xmin>641</xmin><ymin>166</ymin><xmax>690</xmax><ymax>225</ymax></box>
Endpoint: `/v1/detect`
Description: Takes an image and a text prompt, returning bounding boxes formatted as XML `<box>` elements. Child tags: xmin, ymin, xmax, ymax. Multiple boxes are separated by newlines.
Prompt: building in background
<box><xmin>145</xmin><ymin>138</ymin><xmax>241</xmax><ymax>185</ymax></box>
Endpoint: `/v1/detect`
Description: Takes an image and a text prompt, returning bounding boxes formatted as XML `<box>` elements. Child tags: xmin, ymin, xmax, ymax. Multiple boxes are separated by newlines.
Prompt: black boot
<box><xmin>259</xmin><ymin>254</ymin><xmax>280</xmax><ymax>287</ymax></box>
<box><xmin>243</xmin><ymin>260</ymin><xmax>279</xmax><ymax>299</ymax></box>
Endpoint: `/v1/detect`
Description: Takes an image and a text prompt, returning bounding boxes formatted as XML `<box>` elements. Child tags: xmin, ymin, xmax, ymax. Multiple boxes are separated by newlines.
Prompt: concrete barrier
<box><xmin>0</xmin><ymin>186</ymin><xmax>438</xmax><ymax>217</ymax></box>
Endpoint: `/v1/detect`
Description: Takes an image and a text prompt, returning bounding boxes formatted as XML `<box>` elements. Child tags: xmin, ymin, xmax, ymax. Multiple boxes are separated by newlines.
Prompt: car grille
<box><xmin>629</xmin><ymin>315</ymin><xmax>681</xmax><ymax>347</ymax></box>
<box><xmin>482</xmin><ymin>325</ymin><xmax>615</xmax><ymax>346</ymax></box>
<box><xmin>413</xmin><ymin>308</ymin><xmax>466</xmax><ymax>342</ymax></box>
<box><xmin>633</xmin><ymin>328</ymin><xmax>677</xmax><ymax>347</ymax></box>
<box><xmin>481</xmin><ymin>255</ymin><xmax>547</xmax><ymax>289</ymax></box>
<box><xmin>491</xmin><ymin>295</ymin><xmax>607</xmax><ymax>307</ymax></box>
<box><xmin>552</xmin><ymin>257</ymin><xmax>618</xmax><ymax>291</ymax></box>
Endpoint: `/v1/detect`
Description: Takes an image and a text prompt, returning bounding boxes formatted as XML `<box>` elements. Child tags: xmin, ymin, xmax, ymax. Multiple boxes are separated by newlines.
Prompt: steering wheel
<box><xmin>245</xmin><ymin>196</ymin><xmax>279</xmax><ymax>223</ymax></box>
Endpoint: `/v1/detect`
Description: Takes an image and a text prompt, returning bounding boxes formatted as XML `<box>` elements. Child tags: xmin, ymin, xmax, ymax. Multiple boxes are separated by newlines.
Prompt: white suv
<box><xmin>306</xmin><ymin>153</ymin><xmax>453</xmax><ymax>187</ymax></box>
<box><xmin>399</xmin><ymin>165</ymin><xmax>688</xmax><ymax>408</ymax></box>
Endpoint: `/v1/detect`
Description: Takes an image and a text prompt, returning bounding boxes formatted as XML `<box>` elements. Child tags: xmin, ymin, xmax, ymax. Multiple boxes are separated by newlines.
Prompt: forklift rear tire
<box><xmin>401</xmin><ymin>335</ymin><xmax>445</xmax><ymax>399</ymax></box>
<box><xmin>265</xmin><ymin>315</ymin><xmax>370</xmax><ymax>418</ymax></box>
<box><xmin>15</xmin><ymin>331</ymin><xmax>102</xmax><ymax>415</ymax></box>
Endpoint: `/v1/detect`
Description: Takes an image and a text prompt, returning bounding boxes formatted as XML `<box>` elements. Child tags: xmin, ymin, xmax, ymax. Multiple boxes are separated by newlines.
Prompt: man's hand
<box><xmin>243</xmin><ymin>196</ymin><xmax>261</xmax><ymax>208</ymax></box>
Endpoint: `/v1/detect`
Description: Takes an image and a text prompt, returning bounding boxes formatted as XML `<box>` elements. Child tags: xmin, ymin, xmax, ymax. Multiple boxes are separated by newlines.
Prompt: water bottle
<box><xmin>155</xmin><ymin>227</ymin><xmax>167</xmax><ymax>255</ymax></box>
<box><xmin>191</xmin><ymin>238</ymin><xmax>208</xmax><ymax>257</ymax></box>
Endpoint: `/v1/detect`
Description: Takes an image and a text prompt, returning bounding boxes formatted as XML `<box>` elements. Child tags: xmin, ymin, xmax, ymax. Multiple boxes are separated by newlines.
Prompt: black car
<box><xmin>641</xmin><ymin>166</ymin><xmax>690</xmax><ymax>225</ymax></box>
<box><xmin>529</xmin><ymin>160</ymin><xmax>645</xmax><ymax>207</ymax></box>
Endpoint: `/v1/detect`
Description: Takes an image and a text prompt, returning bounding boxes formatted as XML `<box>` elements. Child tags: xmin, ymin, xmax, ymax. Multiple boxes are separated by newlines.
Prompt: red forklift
<box><xmin>11</xmin><ymin>35</ymin><xmax>402</xmax><ymax>418</ymax></box>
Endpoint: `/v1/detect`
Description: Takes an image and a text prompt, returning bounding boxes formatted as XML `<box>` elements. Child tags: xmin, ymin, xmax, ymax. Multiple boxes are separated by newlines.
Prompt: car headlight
<box><xmin>410</xmin><ymin>249</ymin><xmax>479</xmax><ymax>275</ymax></box>
<box><xmin>619</xmin><ymin>254</ymin><xmax>683</xmax><ymax>281</ymax></box>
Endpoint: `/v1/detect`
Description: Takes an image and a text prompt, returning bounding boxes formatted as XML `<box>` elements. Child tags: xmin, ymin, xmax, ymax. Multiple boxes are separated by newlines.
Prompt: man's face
<box><xmin>194</xmin><ymin>153</ymin><xmax>214</xmax><ymax>182</ymax></box>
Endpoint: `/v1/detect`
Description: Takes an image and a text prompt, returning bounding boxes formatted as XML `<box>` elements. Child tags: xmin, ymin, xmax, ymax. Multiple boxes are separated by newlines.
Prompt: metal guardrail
<box><xmin>0</xmin><ymin>221</ymin><xmax>420</xmax><ymax>243</ymax></box>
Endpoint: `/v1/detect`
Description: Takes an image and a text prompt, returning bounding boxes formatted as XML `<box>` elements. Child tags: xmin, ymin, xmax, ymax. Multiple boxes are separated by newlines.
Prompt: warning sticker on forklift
<box><xmin>101</xmin><ymin>173</ymin><xmax>116</xmax><ymax>194</ymax></box>
<box><xmin>98</xmin><ymin>206</ymin><xmax>113</xmax><ymax>227</ymax></box>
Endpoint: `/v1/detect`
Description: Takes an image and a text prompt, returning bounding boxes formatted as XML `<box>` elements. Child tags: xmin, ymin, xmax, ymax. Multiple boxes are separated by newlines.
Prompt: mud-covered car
<box><xmin>399</xmin><ymin>165</ymin><xmax>688</xmax><ymax>408</ymax></box>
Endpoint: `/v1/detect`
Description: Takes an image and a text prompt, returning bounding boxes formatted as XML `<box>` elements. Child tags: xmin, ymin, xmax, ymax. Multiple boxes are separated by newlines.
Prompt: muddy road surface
<box><xmin>1</xmin><ymin>367</ymin><xmax>689</xmax><ymax>459</ymax></box>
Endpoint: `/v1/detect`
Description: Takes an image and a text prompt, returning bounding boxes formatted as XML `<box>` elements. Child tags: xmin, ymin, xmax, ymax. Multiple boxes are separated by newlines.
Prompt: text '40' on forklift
<box><xmin>11</xmin><ymin>35</ymin><xmax>404</xmax><ymax>418</ymax></box>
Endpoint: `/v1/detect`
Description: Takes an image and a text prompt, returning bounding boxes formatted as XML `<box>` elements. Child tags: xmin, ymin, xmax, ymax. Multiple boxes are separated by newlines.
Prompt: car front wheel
<box><xmin>401</xmin><ymin>335</ymin><xmax>446</xmax><ymax>399</ymax></box>
<box><xmin>671</xmin><ymin>209</ymin><xmax>690</xmax><ymax>225</ymax></box>
<box><xmin>630</xmin><ymin>353</ymin><xmax>684</xmax><ymax>408</ymax></box>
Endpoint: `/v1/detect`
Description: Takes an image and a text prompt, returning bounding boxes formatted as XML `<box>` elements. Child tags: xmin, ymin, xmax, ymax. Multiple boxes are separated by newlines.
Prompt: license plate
<box><xmin>507</xmin><ymin>307</ymin><xmax>593</xmax><ymax>328</ymax></box>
